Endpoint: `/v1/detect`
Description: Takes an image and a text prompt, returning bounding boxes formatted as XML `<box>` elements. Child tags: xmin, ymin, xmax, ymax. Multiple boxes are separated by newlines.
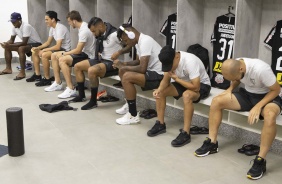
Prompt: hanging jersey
<box><xmin>160</xmin><ymin>13</ymin><xmax>177</xmax><ymax>50</ymax></box>
<box><xmin>210</xmin><ymin>15</ymin><xmax>235</xmax><ymax>89</ymax></box>
<box><xmin>264</xmin><ymin>20</ymin><xmax>282</xmax><ymax>87</ymax></box>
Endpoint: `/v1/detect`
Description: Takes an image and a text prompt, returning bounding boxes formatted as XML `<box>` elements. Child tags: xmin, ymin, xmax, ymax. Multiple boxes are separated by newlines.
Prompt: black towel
<box><xmin>95</xmin><ymin>22</ymin><xmax>117</xmax><ymax>60</ymax></box>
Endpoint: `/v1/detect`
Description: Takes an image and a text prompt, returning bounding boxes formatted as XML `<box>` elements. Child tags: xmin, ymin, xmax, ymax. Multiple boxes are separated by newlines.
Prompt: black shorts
<box><xmin>71</xmin><ymin>52</ymin><xmax>89</xmax><ymax>67</ymax></box>
<box><xmin>26</xmin><ymin>42</ymin><xmax>42</xmax><ymax>57</ymax></box>
<box><xmin>233</xmin><ymin>88</ymin><xmax>282</xmax><ymax>118</ymax></box>
<box><xmin>51</xmin><ymin>48</ymin><xmax>66</xmax><ymax>53</ymax></box>
<box><xmin>172</xmin><ymin>82</ymin><xmax>211</xmax><ymax>103</ymax></box>
<box><xmin>88</xmin><ymin>59</ymin><xmax>118</xmax><ymax>77</ymax></box>
<box><xmin>141</xmin><ymin>71</ymin><xmax>163</xmax><ymax>91</ymax></box>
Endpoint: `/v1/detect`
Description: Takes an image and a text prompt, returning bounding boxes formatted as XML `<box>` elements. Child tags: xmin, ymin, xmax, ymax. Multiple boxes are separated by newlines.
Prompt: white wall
<box><xmin>0</xmin><ymin>0</ymin><xmax>28</xmax><ymax>58</ymax></box>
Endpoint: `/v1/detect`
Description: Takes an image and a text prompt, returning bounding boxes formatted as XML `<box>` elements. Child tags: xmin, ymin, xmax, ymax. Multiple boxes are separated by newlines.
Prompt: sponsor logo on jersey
<box><xmin>213</xmin><ymin>61</ymin><xmax>222</xmax><ymax>73</ymax></box>
<box><xmin>276</xmin><ymin>73</ymin><xmax>282</xmax><ymax>85</ymax></box>
<box><xmin>215</xmin><ymin>73</ymin><xmax>224</xmax><ymax>84</ymax></box>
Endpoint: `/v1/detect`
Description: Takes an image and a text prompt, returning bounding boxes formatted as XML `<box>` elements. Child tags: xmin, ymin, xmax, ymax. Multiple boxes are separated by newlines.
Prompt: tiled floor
<box><xmin>0</xmin><ymin>64</ymin><xmax>282</xmax><ymax>184</ymax></box>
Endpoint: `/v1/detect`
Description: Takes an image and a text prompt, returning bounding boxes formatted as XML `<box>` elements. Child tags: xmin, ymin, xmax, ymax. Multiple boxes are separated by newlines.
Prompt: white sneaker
<box><xmin>116</xmin><ymin>112</ymin><xmax>140</xmax><ymax>125</ymax></box>
<box><xmin>116</xmin><ymin>101</ymin><xmax>129</xmax><ymax>115</ymax></box>
<box><xmin>58</xmin><ymin>87</ymin><xmax>76</xmax><ymax>99</ymax></box>
<box><xmin>44</xmin><ymin>81</ymin><xmax>63</xmax><ymax>92</ymax></box>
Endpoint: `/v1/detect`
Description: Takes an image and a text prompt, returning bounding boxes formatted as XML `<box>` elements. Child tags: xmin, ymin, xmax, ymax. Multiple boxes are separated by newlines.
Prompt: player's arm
<box><xmin>33</xmin><ymin>36</ymin><xmax>53</xmax><ymax>51</ymax></box>
<box><xmin>157</xmin><ymin>72</ymin><xmax>171</xmax><ymax>91</ymax></box>
<box><xmin>111</xmin><ymin>44</ymin><xmax>133</xmax><ymax>60</ymax></box>
<box><xmin>8</xmin><ymin>36</ymin><xmax>29</xmax><ymax>47</ymax></box>
<box><xmin>43</xmin><ymin>38</ymin><xmax>63</xmax><ymax>52</ymax></box>
<box><xmin>0</xmin><ymin>36</ymin><xmax>16</xmax><ymax>48</ymax></box>
<box><xmin>121</xmin><ymin>55</ymin><xmax>148</xmax><ymax>73</ymax></box>
<box><xmin>174</xmin><ymin>75</ymin><xmax>201</xmax><ymax>92</ymax></box>
<box><xmin>63</xmin><ymin>42</ymin><xmax>85</xmax><ymax>55</ymax></box>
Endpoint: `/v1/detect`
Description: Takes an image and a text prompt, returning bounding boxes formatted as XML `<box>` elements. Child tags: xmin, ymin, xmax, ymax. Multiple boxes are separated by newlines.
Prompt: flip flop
<box><xmin>190</xmin><ymin>126</ymin><xmax>209</xmax><ymax>134</ymax></box>
<box><xmin>245</xmin><ymin>147</ymin><xmax>260</xmax><ymax>156</ymax></box>
<box><xmin>13</xmin><ymin>76</ymin><xmax>26</xmax><ymax>80</ymax></box>
<box><xmin>101</xmin><ymin>95</ymin><xmax>119</xmax><ymax>103</ymax></box>
<box><xmin>0</xmin><ymin>71</ymin><xmax>12</xmax><ymax>75</ymax></box>
<box><xmin>140</xmin><ymin>109</ymin><xmax>151</xmax><ymax>118</ymax></box>
<box><xmin>237</xmin><ymin>144</ymin><xmax>260</xmax><ymax>154</ymax></box>
<box><xmin>144</xmin><ymin>109</ymin><xmax>157</xmax><ymax>119</ymax></box>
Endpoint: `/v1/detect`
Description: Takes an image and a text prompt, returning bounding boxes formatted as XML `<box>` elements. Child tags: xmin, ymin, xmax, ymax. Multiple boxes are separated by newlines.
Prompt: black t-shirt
<box><xmin>160</xmin><ymin>13</ymin><xmax>177</xmax><ymax>50</ymax></box>
<box><xmin>264</xmin><ymin>20</ymin><xmax>282</xmax><ymax>86</ymax></box>
<box><xmin>210</xmin><ymin>15</ymin><xmax>235</xmax><ymax>89</ymax></box>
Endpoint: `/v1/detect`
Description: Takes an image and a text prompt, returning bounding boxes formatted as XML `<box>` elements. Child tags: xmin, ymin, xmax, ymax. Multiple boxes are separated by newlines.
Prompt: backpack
<box><xmin>39</xmin><ymin>101</ymin><xmax>77</xmax><ymax>113</ymax></box>
<box><xmin>187</xmin><ymin>44</ymin><xmax>210</xmax><ymax>76</ymax></box>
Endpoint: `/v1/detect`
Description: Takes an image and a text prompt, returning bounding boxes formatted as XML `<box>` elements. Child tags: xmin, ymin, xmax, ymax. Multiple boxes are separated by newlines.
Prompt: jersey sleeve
<box><xmin>187</xmin><ymin>61</ymin><xmax>200</xmax><ymax>80</ymax></box>
<box><xmin>56</xmin><ymin>27</ymin><xmax>66</xmax><ymax>40</ymax></box>
<box><xmin>48</xmin><ymin>28</ymin><xmax>53</xmax><ymax>37</ymax></box>
<box><xmin>261</xmin><ymin>65</ymin><xmax>277</xmax><ymax>87</ymax></box>
<box><xmin>160</xmin><ymin>19</ymin><xmax>168</xmax><ymax>37</ymax></box>
<box><xmin>139</xmin><ymin>37</ymin><xmax>153</xmax><ymax>57</ymax></box>
<box><xmin>22</xmin><ymin>25</ymin><xmax>32</xmax><ymax>38</ymax></box>
<box><xmin>11</xmin><ymin>27</ymin><xmax>16</xmax><ymax>36</ymax></box>
<box><xmin>78</xmin><ymin>30</ymin><xmax>88</xmax><ymax>43</ymax></box>
<box><xmin>264</xmin><ymin>23</ymin><xmax>276</xmax><ymax>50</ymax></box>
<box><xmin>210</xmin><ymin>18</ymin><xmax>218</xmax><ymax>43</ymax></box>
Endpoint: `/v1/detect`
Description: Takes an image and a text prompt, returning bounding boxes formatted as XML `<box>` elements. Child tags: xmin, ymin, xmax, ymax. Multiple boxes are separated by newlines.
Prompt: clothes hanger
<box><xmin>225</xmin><ymin>6</ymin><xmax>235</xmax><ymax>17</ymax></box>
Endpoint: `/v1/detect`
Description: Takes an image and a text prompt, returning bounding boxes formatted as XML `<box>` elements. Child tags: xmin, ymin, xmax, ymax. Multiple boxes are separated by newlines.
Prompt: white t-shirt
<box><xmin>239</xmin><ymin>58</ymin><xmax>276</xmax><ymax>94</ymax></box>
<box><xmin>135</xmin><ymin>33</ymin><xmax>163</xmax><ymax>75</ymax></box>
<box><xmin>48</xmin><ymin>22</ymin><xmax>71</xmax><ymax>51</ymax></box>
<box><xmin>12</xmin><ymin>22</ymin><xmax>41</xmax><ymax>43</ymax></box>
<box><xmin>175</xmin><ymin>51</ymin><xmax>211</xmax><ymax>85</ymax></box>
<box><xmin>78</xmin><ymin>22</ymin><xmax>95</xmax><ymax>59</ymax></box>
<box><xmin>101</xmin><ymin>31</ymin><xmax>122</xmax><ymax>60</ymax></box>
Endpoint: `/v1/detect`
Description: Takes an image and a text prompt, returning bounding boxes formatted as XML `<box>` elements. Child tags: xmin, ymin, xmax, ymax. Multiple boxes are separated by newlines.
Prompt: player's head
<box><xmin>117</xmin><ymin>23</ymin><xmax>137</xmax><ymax>46</ymax></box>
<box><xmin>158</xmin><ymin>45</ymin><xmax>178</xmax><ymax>72</ymax></box>
<box><xmin>88</xmin><ymin>17</ymin><xmax>104</xmax><ymax>37</ymax></box>
<box><xmin>66</xmin><ymin>10</ymin><xmax>82</xmax><ymax>28</ymax></box>
<box><xmin>9</xmin><ymin>12</ymin><xmax>22</xmax><ymax>28</ymax></box>
<box><xmin>222</xmin><ymin>59</ymin><xmax>244</xmax><ymax>82</ymax></box>
<box><xmin>45</xmin><ymin>11</ymin><xmax>60</xmax><ymax>27</ymax></box>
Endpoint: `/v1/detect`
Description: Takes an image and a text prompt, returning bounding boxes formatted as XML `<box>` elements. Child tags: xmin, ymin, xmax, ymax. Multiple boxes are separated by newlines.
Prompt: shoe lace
<box><xmin>175</xmin><ymin>129</ymin><xmax>186</xmax><ymax>140</ymax></box>
<box><xmin>249</xmin><ymin>159</ymin><xmax>263</xmax><ymax>170</ymax></box>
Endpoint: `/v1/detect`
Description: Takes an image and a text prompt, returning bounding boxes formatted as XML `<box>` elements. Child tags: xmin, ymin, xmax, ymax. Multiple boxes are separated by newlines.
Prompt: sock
<box><xmin>77</xmin><ymin>82</ymin><xmax>85</xmax><ymax>98</ymax></box>
<box><xmin>90</xmin><ymin>87</ymin><xmax>98</xmax><ymax>104</ymax></box>
<box><xmin>127</xmin><ymin>99</ymin><xmax>137</xmax><ymax>116</ymax></box>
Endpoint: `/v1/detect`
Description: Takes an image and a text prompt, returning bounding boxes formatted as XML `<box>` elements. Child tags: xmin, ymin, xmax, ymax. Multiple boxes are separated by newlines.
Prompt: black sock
<box><xmin>90</xmin><ymin>87</ymin><xmax>98</xmax><ymax>104</ymax></box>
<box><xmin>77</xmin><ymin>82</ymin><xmax>85</xmax><ymax>98</ymax></box>
<box><xmin>127</xmin><ymin>99</ymin><xmax>137</xmax><ymax>116</ymax></box>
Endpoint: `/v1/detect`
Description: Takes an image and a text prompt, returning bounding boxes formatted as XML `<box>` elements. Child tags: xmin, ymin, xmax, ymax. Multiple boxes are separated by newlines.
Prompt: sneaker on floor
<box><xmin>171</xmin><ymin>129</ymin><xmax>191</xmax><ymax>147</ymax></box>
<box><xmin>247</xmin><ymin>156</ymin><xmax>266</xmax><ymax>180</ymax></box>
<box><xmin>194</xmin><ymin>137</ymin><xmax>218</xmax><ymax>157</ymax></box>
<box><xmin>116</xmin><ymin>112</ymin><xmax>140</xmax><ymax>125</ymax></box>
<box><xmin>147</xmin><ymin>120</ymin><xmax>166</xmax><ymax>137</ymax></box>
<box><xmin>26</xmin><ymin>73</ymin><xmax>41</xmax><ymax>82</ymax></box>
<box><xmin>115</xmin><ymin>101</ymin><xmax>128</xmax><ymax>115</ymax></box>
<box><xmin>35</xmin><ymin>78</ymin><xmax>52</xmax><ymax>87</ymax></box>
<box><xmin>97</xmin><ymin>90</ymin><xmax>107</xmax><ymax>100</ymax></box>
<box><xmin>58</xmin><ymin>87</ymin><xmax>76</xmax><ymax>99</ymax></box>
<box><xmin>44</xmin><ymin>81</ymin><xmax>63</xmax><ymax>92</ymax></box>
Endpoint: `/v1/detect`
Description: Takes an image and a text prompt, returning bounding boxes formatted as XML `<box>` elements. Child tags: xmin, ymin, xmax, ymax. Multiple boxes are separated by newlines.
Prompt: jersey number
<box><xmin>276</xmin><ymin>46</ymin><xmax>282</xmax><ymax>71</ymax></box>
<box><xmin>217</xmin><ymin>38</ymin><xmax>234</xmax><ymax>60</ymax></box>
<box><xmin>171</xmin><ymin>35</ymin><xmax>176</xmax><ymax>49</ymax></box>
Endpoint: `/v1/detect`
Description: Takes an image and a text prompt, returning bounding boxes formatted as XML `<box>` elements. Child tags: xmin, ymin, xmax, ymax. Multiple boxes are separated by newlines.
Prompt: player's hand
<box><xmin>168</xmin><ymin>71</ymin><xmax>177</xmax><ymax>80</ymax></box>
<box><xmin>0</xmin><ymin>42</ymin><xmax>8</xmax><ymax>48</ymax></box>
<box><xmin>248</xmin><ymin>105</ymin><xmax>262</xmax><ymax>125</ymax></box>
<box><xmin>113</xmin><ymin>59</ymin><xmax>122</xmax><ymax>69</ymax></box>
<box><xmin>111</xmin><ymin>51</ymin><xmax>120</xmax><ymax>60</ymax></box>
<box><xmin>0</xmin><ymin>42</ymin><xmax>4</xmax><ymax>48</ymax></box>
<box><xmin>153</xmin><ymin>89</ymin><xmax>161</xmax><ymax>99</ymax></box>
<box><xmin>31</xmin><ymin>47</ymin><xmax>39</xmax><ymax>53</ymax></box>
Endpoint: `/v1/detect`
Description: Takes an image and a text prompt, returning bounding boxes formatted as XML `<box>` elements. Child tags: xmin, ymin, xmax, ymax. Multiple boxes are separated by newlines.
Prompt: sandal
<box><xmin>13</xmin><ymin>76</ymin><xmax>26</xmax><ymax>80</ymax></box>
<box><xmin>190</xmin><ymin>126</ymin><xmax>209</xmax><ymax>134</ymax></box>
<box><xmin>101</xmin><ymin>95</ymin><xmax>119</xmax><ymax>103</ymax></box>
<box><xmin>140</xmin><ymin>109</ymin><xmax>151</xmax><ymax>118</ymax></box>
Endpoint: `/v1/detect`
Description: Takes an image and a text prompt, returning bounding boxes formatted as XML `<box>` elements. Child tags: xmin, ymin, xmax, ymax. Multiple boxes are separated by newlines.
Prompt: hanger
<box><xmin>225</xmin><ymin>6</ymin><xmax>235</xmax><ymax>17</ymax></box>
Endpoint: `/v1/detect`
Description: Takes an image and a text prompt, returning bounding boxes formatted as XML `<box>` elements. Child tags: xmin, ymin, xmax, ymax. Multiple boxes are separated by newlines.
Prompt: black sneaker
<box><xmin>68</xmin><ymin>96</ymin><xmax>86</xmax><ymax>103</ymax></box>
<box><xmin>147</xmin><ymin>120</ymin><xmax>166</xmax><ymax>137</ymax></box>
<box><xmin>26</xmin><ymin>73</ymin><xmax>41</xmax><ymax>82</ymax></box>
<box><xmin>194</xmin><ymin>137</ymin><xmax>218</xmax><ymax>157</ymax></box>
<box><xmin>113</xmin><ymin>81</ymin><xmax>123</xmax><ymax>88</ymax></box>
<box><xmin>35</xmin><ymin>78</ymin><xmax>52</xmax><ymax>87</ymax></box>
<box><xmin>247</xmin><ymin>156</ymin><xmax>266</xmax><ymax>180</ymax></box>
<box><xmin>171</xmin><ymin>129</ymin><xmax>191</xmax><ymax>147</ymax></box>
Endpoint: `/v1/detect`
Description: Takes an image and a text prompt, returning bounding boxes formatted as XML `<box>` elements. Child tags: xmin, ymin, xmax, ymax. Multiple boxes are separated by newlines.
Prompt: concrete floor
<box><xmin>0</xmin><ymin>63</ymin><xmax>282</xmax><ymax>184</ymax></box>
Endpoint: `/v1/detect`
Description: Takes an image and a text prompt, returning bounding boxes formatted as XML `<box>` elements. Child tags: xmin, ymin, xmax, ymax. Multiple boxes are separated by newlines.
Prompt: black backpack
<box><xmin>39</xmin><ymin>101</ymin><xmax>77</xmax><ymax>113</ymax></box>
<box><xmin>187</xmin><ymin>44</ymin><xmax>210</xmax><ymax>76</ymax></box>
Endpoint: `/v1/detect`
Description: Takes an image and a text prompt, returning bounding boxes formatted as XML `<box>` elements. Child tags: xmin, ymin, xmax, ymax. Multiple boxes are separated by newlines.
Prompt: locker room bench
<box><xmin>99</xmin><ymin>75</ymin><xmax>282</xmax><ymax>140</ymax></box>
